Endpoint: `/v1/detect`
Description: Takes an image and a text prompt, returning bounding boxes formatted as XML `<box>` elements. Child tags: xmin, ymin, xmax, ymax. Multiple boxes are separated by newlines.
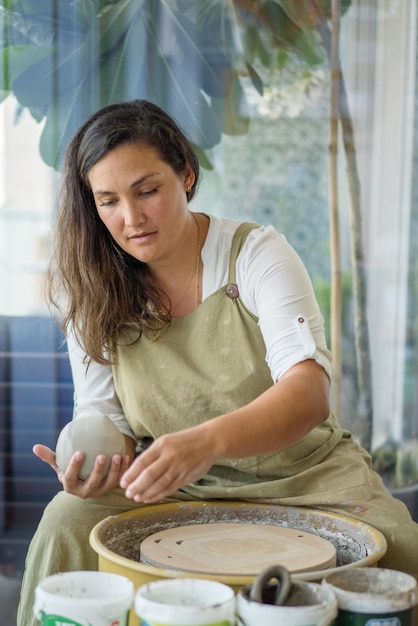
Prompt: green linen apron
<box><xmin>112</xmin><ymin>222</ymin><xmax>347</xmax><ymax>498</ymax></box>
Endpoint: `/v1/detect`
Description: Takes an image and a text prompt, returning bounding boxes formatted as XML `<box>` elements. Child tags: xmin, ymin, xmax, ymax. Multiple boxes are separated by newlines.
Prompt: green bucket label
<box><xmin>335</xmin><ymin>608</ymin><xmax>413</xmax><ymax>626</ymax></box>
<box><xmin>39</xmin><ymin>610</ymin><xmax>128</xmax><ymax>626</ymax></box>
<box><xmin>39</xmin><ymin>612</ymin><xmax>85</xmax><ymax>626</ymax></box>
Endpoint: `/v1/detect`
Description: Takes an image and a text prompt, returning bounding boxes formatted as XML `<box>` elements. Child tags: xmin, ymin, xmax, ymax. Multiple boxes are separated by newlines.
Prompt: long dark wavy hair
<box><xmin>47</xmin><ymin>100</ymin><xmax>201</xmax><ymax>364</ymax></box>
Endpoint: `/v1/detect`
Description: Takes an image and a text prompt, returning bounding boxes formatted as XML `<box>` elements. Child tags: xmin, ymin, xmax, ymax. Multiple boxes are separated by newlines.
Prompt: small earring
<box><xmin>186</xmin><ymin>186</ymin><xmax>192</xmax><ymax>193</ymax></box>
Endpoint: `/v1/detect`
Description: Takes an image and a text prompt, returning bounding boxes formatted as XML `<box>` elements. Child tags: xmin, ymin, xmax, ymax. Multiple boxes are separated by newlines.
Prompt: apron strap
<box><xmin>227</xmin><ymin>221</ymin><xmax>260</xmax><ymax>283</ymax></box>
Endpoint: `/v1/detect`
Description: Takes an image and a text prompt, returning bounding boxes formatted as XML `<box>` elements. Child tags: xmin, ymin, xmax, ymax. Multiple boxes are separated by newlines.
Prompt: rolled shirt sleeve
<box><xmin>235</xmin><ymin>225</ymin><xmax>332</xmax><ymax>382</ymax></box>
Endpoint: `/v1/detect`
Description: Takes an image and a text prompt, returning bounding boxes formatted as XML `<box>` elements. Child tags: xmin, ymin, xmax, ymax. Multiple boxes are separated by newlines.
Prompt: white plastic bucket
<box><xmin>237</xmin><ymin>580</ymin><xmax>338</xmax><ymax>626</ymax></box>
<box><xmin>134</xmin><ymin>578</ymin><xmax>236</xmax><ymax>625</ymax></box>
<box><xmin>33</xmin><ymin>570</ymin><xmax>135</xmax><ymax>626</ymax></box>
<box><xmin>323</xmin><ymin>567</ymin><xmax>418</xmax><ymax>626</ymax></box>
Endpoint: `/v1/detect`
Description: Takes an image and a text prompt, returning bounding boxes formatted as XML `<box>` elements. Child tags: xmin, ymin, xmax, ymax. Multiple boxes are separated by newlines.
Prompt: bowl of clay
<box><xmin>90</xmin><ymin>500</ymin><xmax>387</xmax><ymax>615</ymax></box>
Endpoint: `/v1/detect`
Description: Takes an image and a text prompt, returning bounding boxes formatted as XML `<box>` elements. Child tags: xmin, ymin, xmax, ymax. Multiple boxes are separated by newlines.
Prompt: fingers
<box><xmin>123</xmin><ymin>459</ymin><xmax>178</xmax><ymax>503</ymax></box>
<box><xmin>33</xmin><ymin>442</ymin><xmax>132</xmax><ymax>499</ymax></box>
<box><xmin>119</xmin><ymin>447</ymin><xmax>164</xmax><ymax>500</ymax></box>
<box><xmin>84</xmin><ymin>453</ymin><xmax>131</xmax><ymax>498</ymax></box>
<box><xmin>33</xmin><ymin>444</ymin><xmax>58</xmax><ymax>469</ymax></box>
<box><xmin>59</xmin><ymin>451</ymin><xmax>131</xmax><ymax>499</ymax></box>
<box><xmin>119</xmin><ymin>436</ymin><xmax>210</xmax><ymax>504</ymax></box>
<box><xmin>120</xmin><ymin>454</ymin><xmax>149</xmax><ymax>490</ymax></box>
<box><xmin>133</xmin><ymin>473</ymin><xmax>180</xmax><ymax>503</ymax></box>
<box><xmin>62</xmin><ymin>452</ymin><xmax>103</xmax><ymax>493</ymax></box>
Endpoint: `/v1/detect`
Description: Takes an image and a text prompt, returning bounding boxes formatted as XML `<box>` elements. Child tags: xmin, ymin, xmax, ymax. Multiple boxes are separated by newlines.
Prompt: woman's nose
<box><xmin>123</xmin><ymin>200</ymin><xmax>145</xmax><ymax>226</ymax></box>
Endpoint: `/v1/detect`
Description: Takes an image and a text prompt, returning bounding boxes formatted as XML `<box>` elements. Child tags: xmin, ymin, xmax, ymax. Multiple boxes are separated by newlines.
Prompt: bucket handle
<box><xmin>249</xmin><ymin>565</ymin><xmax>291</xmax><ymax>606</ymax></box>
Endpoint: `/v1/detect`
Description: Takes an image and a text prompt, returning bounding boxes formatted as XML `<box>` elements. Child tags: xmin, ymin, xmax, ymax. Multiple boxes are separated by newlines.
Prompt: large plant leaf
<box><xmin>39</xmin><ymin>69</ymin><xmax>97</xmax><ymax>170</ymax></box>
<box><xmin>38</xmin><ymin>16</ymin><xmax>146</xmax><ymax>167</ymax></box>
<box><xmin>13</xmin><ymin>0</ymin><xmax>144</xmax><ymax>107</ymax></box>
<box><xmin>242</xmin><ymin>22</ymin><xmax>272</xmax><ymax>68</ymax></box>
<box><xmin>211</xmin><ymin>74</ymin><xmax>250</xmax><ymax>136</ymax></box>
<box><xmin>0</xmin><ymin>44</ymin><xmax>52</xmax><ymax>93</ymax></box>
<box><xmin>252</xmin><ymin>2</ymin><xmax>325</xmax><ymax>66</ymax></box>
<box><xmin>140</xmin><ymin>27</ymin><xmax>222</xmax><ymax>150</ymax></box>
<box><xmin>1</xmin><ymin>0</ymin><xmax>349</xmax><ymax>169</ymax></box>
<box><xmin>0</xmin><ymin>0</ymin><xmax>87</xmax><ymax>47</ymax></box>
<box><xmin>162</xmin><ymin>3</ymin><xmax>232</xmax><ymax>99</ymax></box>
<box><xmin>98</xmin><ymin>18</ymin><xmax>147</xmax><ymax>105</ymax></box>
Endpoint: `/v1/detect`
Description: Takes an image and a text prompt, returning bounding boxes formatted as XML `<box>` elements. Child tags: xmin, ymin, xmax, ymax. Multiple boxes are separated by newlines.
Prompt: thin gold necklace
<box><xmin>191</xmin><ymin>212</ymin><xmax>201</xmax><ymax>309</ymax></box>
<box><xmin>170</xmin><ymin>213</ymin><xmax>201</xmax><ymax>311</ymax></box>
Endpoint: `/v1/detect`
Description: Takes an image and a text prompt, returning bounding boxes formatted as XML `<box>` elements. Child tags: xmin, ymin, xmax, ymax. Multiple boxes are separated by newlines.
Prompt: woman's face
<box><xmin>87</xmin><ymin>142</ymin><xmax>194</xmax><ymax>268</ymax></box>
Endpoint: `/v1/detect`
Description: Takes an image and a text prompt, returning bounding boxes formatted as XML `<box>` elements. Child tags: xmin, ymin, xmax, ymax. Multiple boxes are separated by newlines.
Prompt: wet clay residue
<box><xmin>285</xmin><ymin>583</ymin><xmax>324</xmax><ymax>606</ymax></box>
<box><xmin>242</xmin><ymin>581</ymin><xmax>322</xmax><ymax>607</ymax></box>
<box><xmin>99</xmin><ymin>502</ymin><xmax>376</xmax><ymax>571</ymax></box>
<box><xmin>326</xmin><ymin>568</ymin><xmax>409</xmax><ymax>594</ymax></box>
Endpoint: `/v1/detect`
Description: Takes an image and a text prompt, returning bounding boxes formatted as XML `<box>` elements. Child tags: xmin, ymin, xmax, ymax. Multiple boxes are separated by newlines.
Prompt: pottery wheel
<box><xmin>140</xmin><ymin>522</ymin><xmax>336</xmax><ymax>576</ymax></box>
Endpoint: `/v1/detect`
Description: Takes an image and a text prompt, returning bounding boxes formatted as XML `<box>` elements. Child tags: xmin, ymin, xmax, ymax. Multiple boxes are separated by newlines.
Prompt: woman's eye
<box><xmin>140</xmin><ymin>188</ymin><xmax>157</xmax><ymax>197</ymax></box>
<box><xmin>99</xmin><ymin>199</ymin><xmax>115</xmax><ymax>207</ymax></box>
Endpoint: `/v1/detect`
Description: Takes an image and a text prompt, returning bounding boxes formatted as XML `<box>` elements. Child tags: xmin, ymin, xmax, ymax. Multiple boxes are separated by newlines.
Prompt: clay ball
<box><xmin>55</xmin><ymin>415</ymin><xmax>126</xmax><ymax>480</ymax></box>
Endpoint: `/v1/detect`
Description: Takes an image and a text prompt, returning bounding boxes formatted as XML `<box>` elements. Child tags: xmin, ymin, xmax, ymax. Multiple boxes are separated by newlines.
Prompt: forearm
<box><xmin>198</xmin><ymin>359</ymin><xmax>330</xmax><ymax>461</ymax></box>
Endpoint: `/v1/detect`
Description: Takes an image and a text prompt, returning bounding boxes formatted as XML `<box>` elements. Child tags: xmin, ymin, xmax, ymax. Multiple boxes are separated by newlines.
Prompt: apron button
<box><xmin>226</xmin><ymin>284</ymin><xmax>239</xmax><ymax>299</ymax></box>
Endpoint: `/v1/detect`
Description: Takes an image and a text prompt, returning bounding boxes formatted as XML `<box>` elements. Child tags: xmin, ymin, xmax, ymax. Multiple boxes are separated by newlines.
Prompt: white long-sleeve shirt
<box><xmin>67</xmin><ymin>216</ymin><xmax>332</xmax><ymax>440</ymax></box>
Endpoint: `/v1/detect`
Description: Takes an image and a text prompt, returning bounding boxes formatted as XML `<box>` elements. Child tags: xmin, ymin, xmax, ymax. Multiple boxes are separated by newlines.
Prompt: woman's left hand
<box><xmin>120</xmin><ymin>428</ymin><xmax>215</xmax><ymax>503</ymax></box>
<box><xmin>33</xmin><ymin>443</ymin><xmax>132</xmax><ymax>499</ymax></box>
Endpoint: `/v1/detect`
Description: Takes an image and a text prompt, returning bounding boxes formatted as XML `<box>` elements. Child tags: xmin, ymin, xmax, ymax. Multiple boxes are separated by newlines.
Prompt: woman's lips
<box><xmin>128</xmin><ymin>230</ymin><xmax>157</xmax><ymax>241</ymax></box>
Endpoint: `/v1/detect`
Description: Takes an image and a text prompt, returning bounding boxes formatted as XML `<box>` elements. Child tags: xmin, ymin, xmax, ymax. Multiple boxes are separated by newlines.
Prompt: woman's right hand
<box><xmin>33</xmin><ymin>444</ymin><xmax>131</xmax><ymax>499</ymax></box>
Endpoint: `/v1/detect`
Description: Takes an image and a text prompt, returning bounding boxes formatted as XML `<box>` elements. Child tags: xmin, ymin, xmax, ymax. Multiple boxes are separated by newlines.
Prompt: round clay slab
<box><xmin>140</xmin><ymin>522</ymin><xmax>336</xmax><ymax>575</ymax></box>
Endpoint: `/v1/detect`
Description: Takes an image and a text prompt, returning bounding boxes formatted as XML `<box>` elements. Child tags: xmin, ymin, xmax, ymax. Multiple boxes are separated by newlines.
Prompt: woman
<box><xmin>18</xmin><ymin>100</ymin><xmax>418</xmax><ymax>624</ymax></box>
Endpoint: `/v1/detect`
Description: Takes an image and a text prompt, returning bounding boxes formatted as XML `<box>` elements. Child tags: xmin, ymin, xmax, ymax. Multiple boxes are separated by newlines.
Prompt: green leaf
<box><xmin>193</xmin><ymin>145</ymin><xmax>214</xmax><ymax>171</ymax></box>
<box><xmin>290</xmin><ymin>25</ymin><xmax>325</xmax><ymax>66</ymax></box>
<box><xmin>263</xmin><ymin>2</ymin><xmax>324</xmax><ymax>65</ymax></box>
<box><xmin>39</xmin><ymin>76</ymin><xmax>93</xmax><ymax>170</ymax></box>
<box><xmin>0</xmin><ymin>44</ymin><xmax>52</xmax><ymax>92</ymax></box>
<box><xmin>16</xmin><ymin>0</ymin><xmax>147</xmax><ymax>164</ymax></box>
<box><xmin>276</xmin><ymin>48</ymin><xmax>290</xmax><ymax>69</ymax></box>
<box><xmin>0</xmin><ymin>0</ymin><xmax>75</xmax><ymax>48</ymax></box>
<box><xmin>13</xmin><ymin>0</ymin><xmax>144</xmax><ymax>108</ymax></box>
<box><xmin>212</xmin><ymin>75</ymin><xmax>250</xmax><ymax>136</ymax></box>
<box><xmin>12</xmin><ymin>43</ymin><xmax>79</xmax><ymax>109</ymax></box>
<box><xmin>272</xmin><ymin>0</ymin><xmax>324</xmax><ymax>28</ymax></box>
<box><xmin>95</xmin><ymin>0</ymin><xmax>145</xmax><ymax>51</ymax></box>
<box><xmin>38</xmin><ymin>2</ymin><xmax>147</xmax><ymax>169</ymax></box>
<box><xmin>245</xmin><ymin>61</ymin><xmax>264</xmax><ymax>95</ymax></box>
<box><xmin>141</xmin><ymin>37</ymin><xmax>222</xmax><ymax>150</ymax></box>
<box><xmin>35</xmin><ymin>0</ymin><xmax>226</xmax><ymax>168</ymax></box>
<box><xmin>164</xmin><ymin>4</ymin><xmax>232</xmax><ymax>98</ymax></box>
<box><xmin>242</xmin><ymin>22</ymin><xmax>272</xmax><ymax>67</ymax></box>
<box><xmin>98</xmin><ymin>17</ymin><xmax>147</xmax><ymax>104</ymax></box>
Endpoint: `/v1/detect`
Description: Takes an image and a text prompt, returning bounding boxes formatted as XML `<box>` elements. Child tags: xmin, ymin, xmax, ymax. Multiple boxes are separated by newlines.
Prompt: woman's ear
<box><xmin>183</xmin><ymin>163</ymin><xmax>195</xmax><ymax>191</ymax></box>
